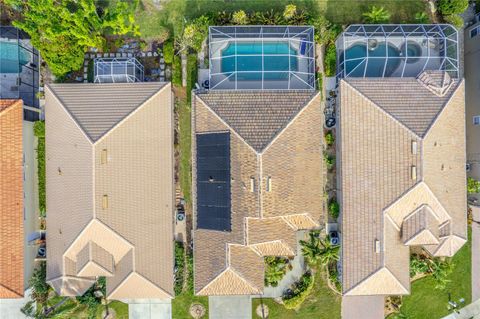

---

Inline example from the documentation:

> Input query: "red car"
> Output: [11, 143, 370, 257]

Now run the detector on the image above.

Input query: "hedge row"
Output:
[33, 121, 46, 216]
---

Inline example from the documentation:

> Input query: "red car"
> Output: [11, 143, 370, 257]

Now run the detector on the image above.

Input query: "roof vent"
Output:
[374, 240, 381, 253]
[417, 71, 453, 97]
[411, 166, 417, 180]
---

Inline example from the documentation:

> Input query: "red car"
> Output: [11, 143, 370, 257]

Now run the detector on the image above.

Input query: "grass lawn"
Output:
[319, 0, 428, 25]
[251, 267, 341, 319]
[175, 87, 192, 204]
[390, 227, 472, 319]
[95, 301, 129, 319]
[172, 292, 209, 319]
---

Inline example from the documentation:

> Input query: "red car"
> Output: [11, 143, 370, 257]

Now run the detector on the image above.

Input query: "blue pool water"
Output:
[221, 42, 298, 80]
[0, 42, 30, 73]
[344, 42, 400, 77]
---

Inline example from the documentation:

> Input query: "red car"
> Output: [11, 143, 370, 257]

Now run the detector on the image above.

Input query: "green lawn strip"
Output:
[395, 227, 472, 319]
[319, 0, 427, 25]
[94, 301, 128, 319]
[33, 121, 46, 215]
[176, 96, 192, 204]
[252, 267, 341, 319]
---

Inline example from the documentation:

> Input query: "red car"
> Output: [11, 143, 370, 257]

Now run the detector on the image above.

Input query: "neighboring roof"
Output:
[197, 91, 316, 152]
[0, 99, 24, 298]
[45, 83, 174, 299]
[47, 83, 167, 141]
[339, 74, 466, 296]
[193, 91, 323, 295]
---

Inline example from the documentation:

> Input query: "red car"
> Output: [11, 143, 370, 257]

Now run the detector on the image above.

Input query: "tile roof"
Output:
[47, 83, 168, 142]
[45, 83, 174, 299]
[345, 73, 460, 137]
[193, 91, 324, 295]
[196, 91, 316, 152]
[0, 100, 24, 298]
[339, 76, 466, 296]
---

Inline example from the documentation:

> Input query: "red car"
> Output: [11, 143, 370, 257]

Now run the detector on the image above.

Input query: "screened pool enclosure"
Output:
[336, 24, 459, 78]
[94, 57, 144, 83]
[209, 26, 315, 90]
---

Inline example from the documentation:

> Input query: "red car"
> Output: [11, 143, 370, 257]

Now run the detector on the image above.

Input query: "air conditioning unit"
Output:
[467, 163, 471, 172]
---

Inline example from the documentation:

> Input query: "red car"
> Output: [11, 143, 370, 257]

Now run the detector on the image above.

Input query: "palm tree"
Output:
[415, 12, 429, 24]
[300, 231, 322, 266]
[318, 236, 340, 267]
[264, 257, 287, 287]
[362, 6, 391, 24]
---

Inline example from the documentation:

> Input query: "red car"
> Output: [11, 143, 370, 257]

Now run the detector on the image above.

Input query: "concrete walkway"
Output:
[209, 296, 251, 319]
[128, 299, 171, 319]
[341, 296, 384, 319]
[263, 231, 307, 298]
[441, 298, 480, 319]
[472, 206, 480, 302]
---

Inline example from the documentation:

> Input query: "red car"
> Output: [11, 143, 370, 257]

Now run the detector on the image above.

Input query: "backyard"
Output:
[389, 227, 472, 319]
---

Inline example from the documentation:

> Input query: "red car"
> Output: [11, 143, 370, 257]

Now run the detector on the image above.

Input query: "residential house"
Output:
[45, 83, 174, 300]
[192, 26, 323, 296]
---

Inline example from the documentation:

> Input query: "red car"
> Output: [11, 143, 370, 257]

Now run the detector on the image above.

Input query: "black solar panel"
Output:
[196, 132, 231, 231]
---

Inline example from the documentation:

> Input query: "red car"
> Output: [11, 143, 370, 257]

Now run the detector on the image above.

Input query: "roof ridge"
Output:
[341, 79, 420, 139]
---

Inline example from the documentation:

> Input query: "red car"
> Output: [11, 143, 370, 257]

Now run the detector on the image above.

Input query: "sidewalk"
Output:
[441, 298, 480, 319]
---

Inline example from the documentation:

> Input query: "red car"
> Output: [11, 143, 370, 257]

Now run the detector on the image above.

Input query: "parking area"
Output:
[128, 299, 172, 319]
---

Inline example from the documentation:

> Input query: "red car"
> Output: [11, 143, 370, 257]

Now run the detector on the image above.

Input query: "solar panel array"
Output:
[196, 132, 231, 231]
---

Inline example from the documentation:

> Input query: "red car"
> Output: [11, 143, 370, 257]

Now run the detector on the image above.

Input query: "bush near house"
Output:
[232, 10, 249, 25]
[264, 257, 289, 287]
[468, 177, 480, 194]
[172, 55, 182, 86]
[324, 131, 335, 146]
[282, 271, 315, 310]
[328, 199, 340, 220]
[444, 14, 465, 28]
[33, 121, 46, 216]
[323, 152, 335, 170]
[437, 0, 469, 15]
[163, 39, 174, 64]
[324, 44, 336, 77]
[186, 54, 198, 104]
[175, 242, 186, 295]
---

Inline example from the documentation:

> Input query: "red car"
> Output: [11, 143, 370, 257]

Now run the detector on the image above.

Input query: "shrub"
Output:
[468, 177, 480, 194]
[232, 10, 248, 25]
[185, 250, 194, 294]
[186, 54, 198, 104]
[29, 261, 49, 309]
[415, 12, 430, 23]
[172, 55, 181, 86]
[410, 254, 430, 277]
[362, 6, 391, 24]
[163, 39, 174, 65]
[438, 0, 469, 15]
[328, 263, 342, 291]
[178, 15, 210, 53]
[328, 199, 340, 219]
[311, 16, 340, 46]
[323, 152, 335, 170]
[325, 131, 335, 146]
[174, 242, 185, 295]
[444, 14, 464, 28]
[324, 44, 336, 77]
[282, 272, 315, 309]
[283, 4, 297, 21]
[265, 257, 288, 287]
[34, 121, 46, 216]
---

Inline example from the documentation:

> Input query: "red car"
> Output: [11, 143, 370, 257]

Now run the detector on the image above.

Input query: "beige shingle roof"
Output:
[0, 100, 24, 299]
[197, 91, 316, 152]
[45, 83, 174, 299]
[193, 91, 323, 295]
[48, 83, 168, 141]
[339, 75, 466, 296]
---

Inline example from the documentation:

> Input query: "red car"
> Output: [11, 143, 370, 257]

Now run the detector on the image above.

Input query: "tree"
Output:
[415, 12, 430, 23]
[362, 6, 391, 24]
[232, 10, 248, 25]
[429, 258, 454, 290]
[300, 231, 322, 266]
[318, 236, 340, 267]
[437, 0, 469, 15]
[468, 177, 480, 194]
[29, 261, 49, 310]
[444, 14, 465, 28]
[176, 15, 210, 53]
[310, 16, 339, 46]
[5, 0, 139, 77]
[264, 257, 287, 287]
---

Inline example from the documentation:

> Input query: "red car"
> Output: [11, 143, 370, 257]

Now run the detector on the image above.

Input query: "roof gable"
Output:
[47, 83, 167, 142]
[345, 76, 460, 137]
[197, 91, 316, 152]
[197, 268, 260, 296]
[345, 267, 409, 296]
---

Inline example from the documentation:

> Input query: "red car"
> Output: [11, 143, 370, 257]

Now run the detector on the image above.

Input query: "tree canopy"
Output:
[5, 0, 139, 76]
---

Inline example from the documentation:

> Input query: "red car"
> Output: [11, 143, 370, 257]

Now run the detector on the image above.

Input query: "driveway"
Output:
[209, 296, 251, 319]
[128, 299, 171, 319]
[341, 296, 384, 319]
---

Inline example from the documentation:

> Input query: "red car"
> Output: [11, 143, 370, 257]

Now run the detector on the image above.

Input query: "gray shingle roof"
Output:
[47, 82, 168, 142]
[345, 76, 460, 137]
[197, 91, 316, 152]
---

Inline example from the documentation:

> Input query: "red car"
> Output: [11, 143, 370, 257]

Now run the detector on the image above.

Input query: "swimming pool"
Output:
[220, 41, 298, 80]
[0, 42, 30, 73]
[344, 42, 401, 77]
